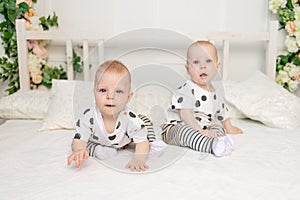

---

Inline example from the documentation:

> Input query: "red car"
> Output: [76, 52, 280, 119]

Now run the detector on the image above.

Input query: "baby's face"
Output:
[186, 44, 220, 89]
[94, 71, 132, 118]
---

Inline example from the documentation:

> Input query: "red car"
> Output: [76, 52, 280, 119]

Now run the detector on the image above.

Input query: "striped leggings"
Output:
[161, 123, 226, 153]
[87, 114, 156, 157]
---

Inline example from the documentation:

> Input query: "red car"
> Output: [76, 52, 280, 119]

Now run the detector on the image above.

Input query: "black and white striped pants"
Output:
[161, 123, 226, 153]
[87, 114, 156, 157]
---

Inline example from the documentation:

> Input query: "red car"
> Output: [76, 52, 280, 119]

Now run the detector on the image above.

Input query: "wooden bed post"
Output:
[66, 40, 74, 80]
[222, 40, 230, 80]
[16, 19, 30, 90]
[266, 20, 278, 80]
[83, 40, 90, 81]
[98, 40, 104, 66]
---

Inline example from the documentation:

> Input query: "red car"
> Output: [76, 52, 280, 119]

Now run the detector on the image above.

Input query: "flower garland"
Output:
[18, 0, 68, 90]
[269, 0, 300, 92]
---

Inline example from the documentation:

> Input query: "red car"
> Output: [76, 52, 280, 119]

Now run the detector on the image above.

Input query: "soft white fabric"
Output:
[40, 79, 94, 130]
[1, 119, 300, 200]
[225, 71, 300, 129]
[0, 90, 51, 119]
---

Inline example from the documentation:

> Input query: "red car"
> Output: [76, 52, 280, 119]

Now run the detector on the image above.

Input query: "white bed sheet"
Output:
[0, 119, 300, 200]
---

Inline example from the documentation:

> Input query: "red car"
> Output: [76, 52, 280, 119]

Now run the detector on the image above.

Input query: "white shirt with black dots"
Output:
[166, 79, 229, 129]
[75, 105, 149, 149]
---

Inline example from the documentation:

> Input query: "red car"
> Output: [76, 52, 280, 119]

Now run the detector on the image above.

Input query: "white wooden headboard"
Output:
[16, 19, 278, 90]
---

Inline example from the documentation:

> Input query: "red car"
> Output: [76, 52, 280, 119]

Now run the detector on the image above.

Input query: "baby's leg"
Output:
[86, 141, 117, 160]
[162, 124, 215, 153]
[139, 114, 166, 159]
[138, 114, 156, 142]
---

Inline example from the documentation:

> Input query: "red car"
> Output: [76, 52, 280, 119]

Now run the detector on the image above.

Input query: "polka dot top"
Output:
[166, 79, 229, 128]
[74, 105, 149, 148]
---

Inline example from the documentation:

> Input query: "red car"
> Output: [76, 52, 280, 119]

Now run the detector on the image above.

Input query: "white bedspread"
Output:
[1, 119, 300, 200]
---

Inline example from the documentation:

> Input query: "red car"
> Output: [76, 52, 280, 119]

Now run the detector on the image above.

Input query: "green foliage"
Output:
[39, 12, 58, 31]
[72, 47, 83, 73]
[0, 0, 29, 94]
[41, 65, 67, 88]
[0, 1, 62, 94]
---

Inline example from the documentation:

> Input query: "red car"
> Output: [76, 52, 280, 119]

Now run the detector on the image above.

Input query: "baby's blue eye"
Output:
[206, 59, 212, 63]
[99, 88, 107, 93]
[193, 60, 200, 64]
[115, 90, 123, 94]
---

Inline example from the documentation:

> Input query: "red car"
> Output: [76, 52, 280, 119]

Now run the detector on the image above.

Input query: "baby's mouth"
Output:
[200, 73, 207, 78]
[105, 104, 116, 108]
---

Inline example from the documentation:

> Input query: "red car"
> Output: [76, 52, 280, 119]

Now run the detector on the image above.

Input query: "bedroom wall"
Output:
[0, 0, 283, 92]
[31, 0, 273, 81]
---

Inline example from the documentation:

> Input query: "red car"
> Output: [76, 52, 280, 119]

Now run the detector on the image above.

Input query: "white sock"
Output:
[212, 136, 226, 157]
[225, 134, 234, 150]
[148, 140, 167, 160]
[94, 145, 117, 160]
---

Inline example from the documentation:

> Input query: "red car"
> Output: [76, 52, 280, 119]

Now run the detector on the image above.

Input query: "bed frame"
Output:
[16, 19, 278, 90]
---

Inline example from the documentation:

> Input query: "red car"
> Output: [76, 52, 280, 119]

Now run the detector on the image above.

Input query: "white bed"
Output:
[1, 19, 300, 199]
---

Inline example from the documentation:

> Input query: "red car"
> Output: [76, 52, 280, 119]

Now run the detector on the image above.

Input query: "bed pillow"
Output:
[40, 79, 94, 130]
[225, 71, 300, 129]
[0, 90, 51, 119]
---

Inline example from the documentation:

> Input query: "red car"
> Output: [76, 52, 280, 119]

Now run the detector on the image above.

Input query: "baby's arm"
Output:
[223, 118, 243, 134]
[180, 109, 217, 137]
[125, 140, 150, 172]
[67, 139, 89, 168]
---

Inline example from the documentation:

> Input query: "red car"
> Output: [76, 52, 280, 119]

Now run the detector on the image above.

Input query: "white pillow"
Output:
[223, 81, 247, 119]
[40, 79, 94, 130]
[0, 90, 51, 119]
[225, 71, 300, 129]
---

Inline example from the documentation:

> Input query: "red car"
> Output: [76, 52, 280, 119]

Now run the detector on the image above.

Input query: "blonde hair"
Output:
[94, 60, 131, 90]
[186, 40, 219, 64]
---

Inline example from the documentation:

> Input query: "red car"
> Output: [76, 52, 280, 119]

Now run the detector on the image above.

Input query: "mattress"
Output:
[0, 119, 300, 200]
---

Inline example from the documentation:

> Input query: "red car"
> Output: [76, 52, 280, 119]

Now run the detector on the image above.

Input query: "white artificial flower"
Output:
[285, 36, 299, 52]
[294, 6, 300, 20]
[294, 19, 300, 31]
[29, 16, 43, 31]
[287, 79, 299, 92]
[28, 52, 42, 69]
[288, 64, 300, 77]
[276, 70, 290, 85]
[269, 0, 287, 13]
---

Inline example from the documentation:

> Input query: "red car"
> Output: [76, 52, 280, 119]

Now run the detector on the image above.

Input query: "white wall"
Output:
[0, 0, 276, 88]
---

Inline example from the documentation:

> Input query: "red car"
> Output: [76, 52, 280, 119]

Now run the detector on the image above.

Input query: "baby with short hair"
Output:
[67, 60, 164, 171]
[162, 41, 242, 157]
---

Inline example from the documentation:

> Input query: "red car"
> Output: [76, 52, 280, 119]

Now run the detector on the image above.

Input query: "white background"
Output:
[0, 0, 289, 95]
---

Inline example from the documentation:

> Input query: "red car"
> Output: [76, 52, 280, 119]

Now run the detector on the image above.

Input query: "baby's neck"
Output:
[198, 83, 215, 92]
[101, 113, 119, 134]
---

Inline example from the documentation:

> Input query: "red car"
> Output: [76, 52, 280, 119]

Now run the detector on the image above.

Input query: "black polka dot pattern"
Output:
[93, 135, 99, 140]
[203, 126, 208, 130]
[108, 135, 116, 140]
[195, 100, 201, 107]
[129, 111, 136, 118]
[83, 108, 90, 115]
[177, 97, 183, 103]
[195, 117, 201, 122]
[76, 119, 80, 127]
[218, 116, 224, 121]
[90, 118, 94, 125]
[191, 89, 195, 95]
[116, 121, 121, 129]
[201, 95, 207, 101]
[171, 105, 175, 109]
[214, 94, 217, 100]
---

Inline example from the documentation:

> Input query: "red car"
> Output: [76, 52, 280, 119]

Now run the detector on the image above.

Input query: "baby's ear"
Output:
[216, 61, 221, 70]
[128, 92, 133, 102]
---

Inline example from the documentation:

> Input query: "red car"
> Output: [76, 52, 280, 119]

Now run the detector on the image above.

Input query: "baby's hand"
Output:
[125, 154, 149, 172]
[67, 149, 89, 168]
